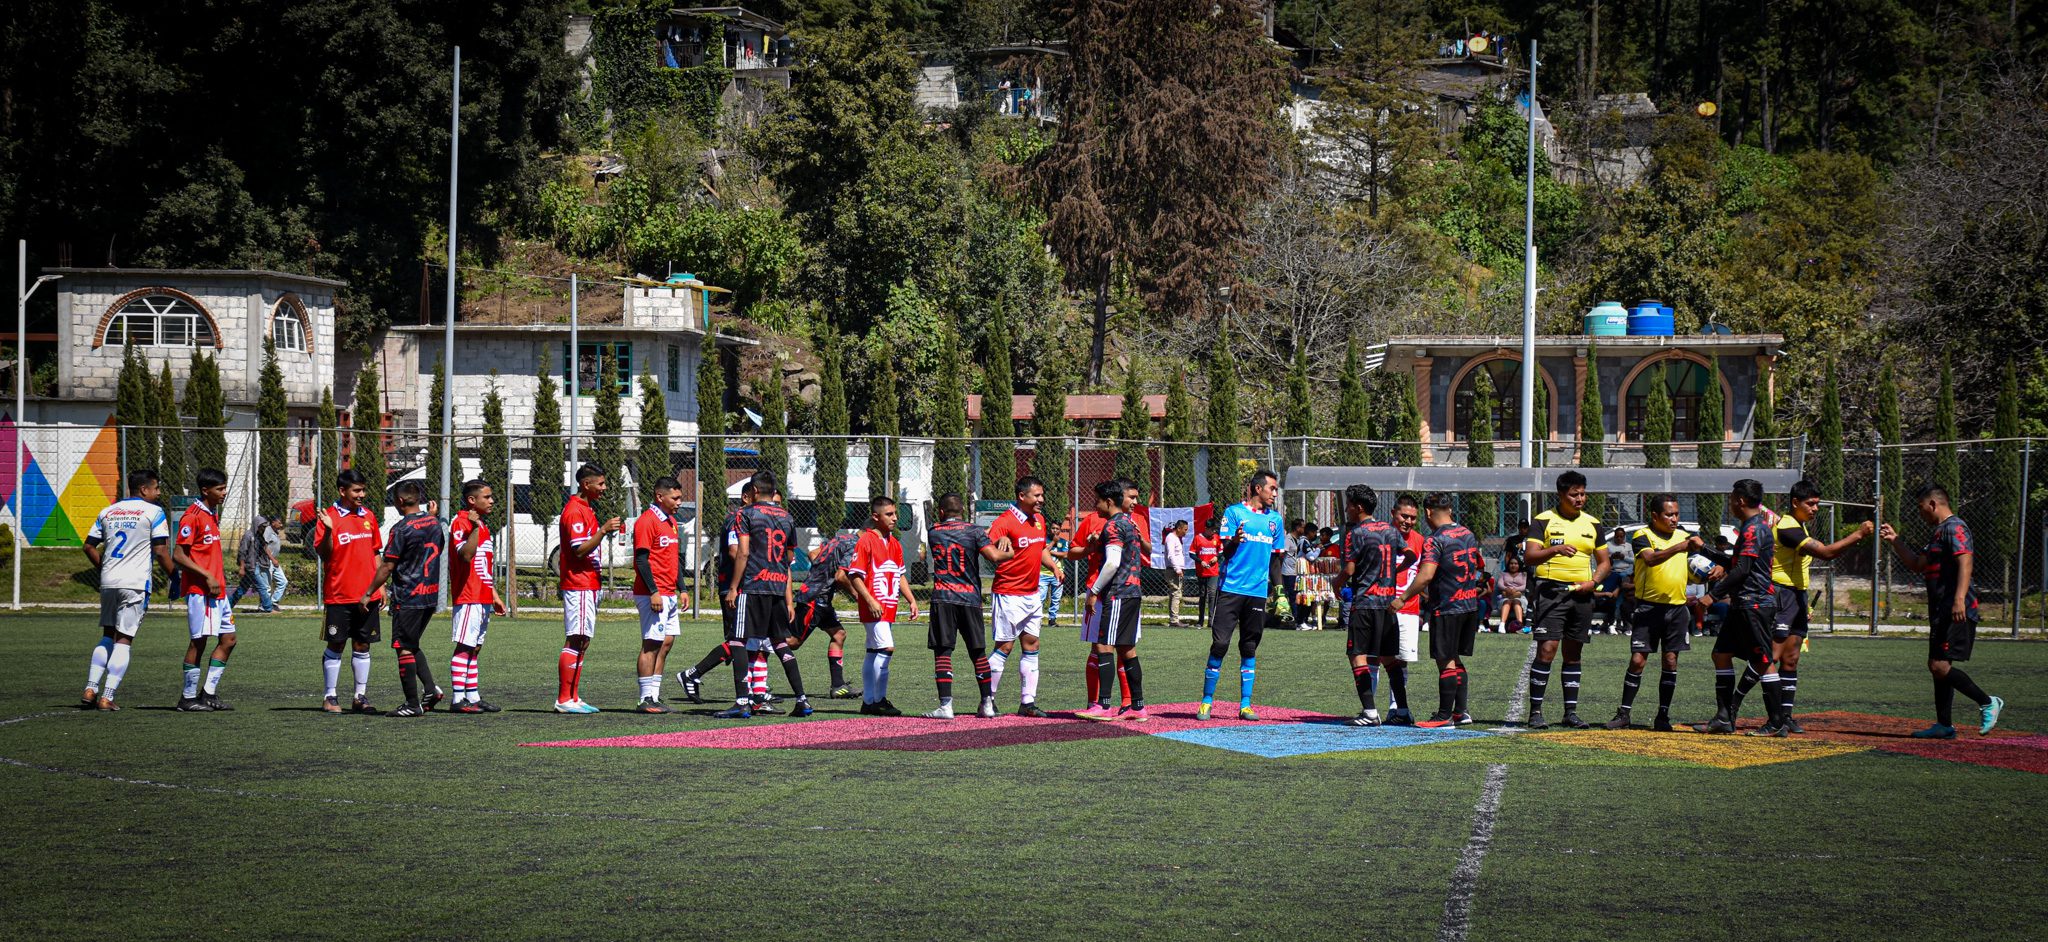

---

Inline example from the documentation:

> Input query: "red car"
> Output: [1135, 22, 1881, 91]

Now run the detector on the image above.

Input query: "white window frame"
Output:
[107, 295, 215, 348]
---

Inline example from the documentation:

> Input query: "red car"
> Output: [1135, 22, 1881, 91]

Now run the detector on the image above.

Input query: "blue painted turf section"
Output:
[1152, 721, 1495, 758]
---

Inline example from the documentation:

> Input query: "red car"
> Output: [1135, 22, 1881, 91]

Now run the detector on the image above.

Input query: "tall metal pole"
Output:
[1519, 41, 1539, 482]
[1871, 441, 1882, 636]
[437, 47, 461, 610]
[13, 240, 24, 610]
[2015, 439, 2030, 638]
[568, 272, 579, 470]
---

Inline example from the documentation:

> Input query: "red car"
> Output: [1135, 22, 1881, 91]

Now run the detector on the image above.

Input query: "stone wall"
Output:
[56, 272, 335, 409]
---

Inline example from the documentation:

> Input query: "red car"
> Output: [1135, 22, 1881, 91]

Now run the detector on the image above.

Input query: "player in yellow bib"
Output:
[1603, 494, 1705, 731]
[1728, 479, 1871, 733]
[1520, 470, 1612, 729]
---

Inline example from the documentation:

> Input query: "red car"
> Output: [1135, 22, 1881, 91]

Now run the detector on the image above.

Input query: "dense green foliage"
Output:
[1334, 340, 1372, 468]
[1934, 356, 1961, 499]
[1466, 367, 1498, 538]
[1696, 355, 1725, 529]
[115, 347, 156, 479]
[1204, 324, 1243, 504]
[1117, 361, 1151, 490]
[635, 373, 669, 508]
[156, 366, 187, 496]
[1162, 366, 1196, 508]
[933, 329, 969, 501]
[814, 329, 849, 531]
[591, 350, 627, 524]
[351, 361, 388, 516]
[1030, 360, 1072, 520]
[530, 362, 565, 536]
[1643, 365, 1673, 470]
[315, 387, 337, 507]
[257, 339, 290, 520]
[1877, 364, 1904, 531]
[425, 363, 448, 506]
[481, 377, 511, 533]
[183, 352, 227, 476]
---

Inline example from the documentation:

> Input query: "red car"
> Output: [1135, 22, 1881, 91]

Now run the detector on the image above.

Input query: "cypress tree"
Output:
[351, 361, 388, 516]
[979, 303, 1017, 496]
[591, 348, 627, 524]
[1281, 350, 1312, 515]
[257, 338, 289, 519]
[815, 330, 849, 532]
[530, 360, 565, 549]
[1933, 354, 1960, 501]
[869, 342, 900, 502]
[425, 362, 447, 507]
[1335, 339, 1371, 467]
[1162, 365, 1196, 507]
[315, 386, 337, 507]
[1750, 374, 1778, 468]
[156, 364, 187, 497]
[1031, 359, 1072, 522]
[1390, 373, 1423, 467]
[1644, 364, 1673, 469]
[1577, 345, 1607, 522]
[934, 329, 968, 501]
[1987, 361, 2022, 568]
[1697, 356, 1725, 530]
[1467, 367, 1498, 539]
[1531, 368, 1550, 469]
[636, 372, 669, 508]
[760, 366, 790, 482]
[1814, 361, 1844, 534]
[184, 351, 227, 476]
[116, 346, 156, 476]
[1116, 359, 1150, 491]
[481, 376, 510, 532]
[1204, 322, 1242, 505]
[1876, 362, 1904, 538]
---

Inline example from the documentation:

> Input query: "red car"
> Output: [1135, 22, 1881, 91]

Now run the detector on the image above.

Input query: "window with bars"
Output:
[272, 298, 308, 352]
[562, 342, 632, 395]
[105, 295, 216, 348]
[668, 344, 680, 392]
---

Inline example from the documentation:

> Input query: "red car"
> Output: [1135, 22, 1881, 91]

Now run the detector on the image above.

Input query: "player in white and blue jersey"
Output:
[79, 469, 175, 711]
[1198, 469, 1286, 721]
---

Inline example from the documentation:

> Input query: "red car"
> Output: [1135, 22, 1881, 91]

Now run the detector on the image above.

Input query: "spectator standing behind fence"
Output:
[229, 516, 285, 613]
[1191, 516, 1221, 625]
[1042, 522, 1070, 629]
[1165, 520, 1190, 627]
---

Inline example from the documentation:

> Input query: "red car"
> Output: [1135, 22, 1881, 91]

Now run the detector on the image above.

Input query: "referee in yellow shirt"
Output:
[1604, 494, 1703, 732]
[1728, 479, 1872, 733]
[1521, 470, 1612, 729]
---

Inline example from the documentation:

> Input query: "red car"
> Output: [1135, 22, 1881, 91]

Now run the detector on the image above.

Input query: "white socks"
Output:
[103, 644, 132, 696]
[988, 649, 1008, 695]
[183, 664, 202, 699]
[638, 675, 659, 701]
[1020, 649, 1041, 704]
[322, 648, 342, 698]
[204, 661, 226, 695]
[351, 651, 372, 697]
[863, 651, 893, 703]
[87, 637, 114, 690]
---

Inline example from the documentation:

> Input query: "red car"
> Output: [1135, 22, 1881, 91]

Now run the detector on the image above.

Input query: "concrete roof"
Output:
[1383, 333, 1784, 356]
[47, 267, 348, 288]
[389, 323, 759, 346]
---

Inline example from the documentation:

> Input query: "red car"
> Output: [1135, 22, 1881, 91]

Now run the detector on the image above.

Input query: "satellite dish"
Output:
[1696, 101, 1719, 117]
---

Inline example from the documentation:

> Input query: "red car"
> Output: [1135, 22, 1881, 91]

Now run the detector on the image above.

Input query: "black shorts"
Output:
[388, 606, 436, 650]
[738, 593, 791, 642]
[1348, 606, 1400, 659]
[1772, 587, 1810, 639]
[1529, 578, 1594, 643]
[1099, 595, 1143, 646]
[721, 597, 743, 642]
[1712, 601, 1778, 664]
[323, 602, 381, 644]
[1630, 601, 1692, 654]
[927, 602, 988, 651]
[1929, 611, 1978, 662]
[1428, 610, 1482, 660]
[794, 596, 842, 646]
[1211, 591, 1268, 649]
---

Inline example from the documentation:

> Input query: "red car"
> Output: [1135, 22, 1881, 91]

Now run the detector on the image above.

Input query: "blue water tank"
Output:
[1628, 299, 1674, 336]
[1586, 300, 1629, 337]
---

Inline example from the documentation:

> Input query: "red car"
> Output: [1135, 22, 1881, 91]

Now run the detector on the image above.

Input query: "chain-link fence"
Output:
[4, 423, 2042, 635]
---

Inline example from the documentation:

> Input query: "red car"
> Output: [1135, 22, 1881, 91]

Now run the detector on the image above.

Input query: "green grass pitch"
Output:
[2, 611, 2044, 941]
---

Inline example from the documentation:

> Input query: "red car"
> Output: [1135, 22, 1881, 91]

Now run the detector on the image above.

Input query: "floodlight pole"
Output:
[1519, 41, 1539, 518]
[437, 47, 461, 611]
[569, 273, 579, 470]
[13, 243, 59, 611]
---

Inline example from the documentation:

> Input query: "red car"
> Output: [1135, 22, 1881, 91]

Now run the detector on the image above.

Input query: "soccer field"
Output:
[3, 612, 2044, 942]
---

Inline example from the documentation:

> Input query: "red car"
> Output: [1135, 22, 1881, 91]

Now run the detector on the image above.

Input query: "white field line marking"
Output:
[1501, 640, 1536, 726]
[1437, 762, 1509, 942]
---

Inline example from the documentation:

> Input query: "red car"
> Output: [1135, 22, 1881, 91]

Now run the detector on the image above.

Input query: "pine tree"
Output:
[156, 364, 187, 496]
[256, 338, 289, 519]
[978, 302, 1017, 497]
[1933, 354, 1960, 501]
[1987, 361, 2022, 567]
[1281, 350, 1312, 514]
[116, 346, 156, 477]
[815, 329, 849, 532]
[351, 361, 388, 516]
[636, 372, 669, 508]
[1815, 362, 1844, 533]
[1644, 365, 1673, 469]
[1577, 344, 1606, 522]
[869, 342, 900, 503]
[424, 362, 447, 506]
[1162, 365, 1196, 507]
[1115, 359, 1150, 491]
[1749, 376, 1778, 468]
[530, 360, 565, 550]
[693, 332, 725, 526]
[760, 366, 789, 482]
[1204, 322, 1242, 505]
[184, 351, 227, 475]
[1467, 367, 1498, 539]
[591, 348, 627, 524]
[481, 376, 510, 532]
[1390, 373, 1422, 467]
[315, 386, 337, 507]
[1697, 356, 1725, 530]
[1335, 338, 1371, 467]
[933, 329, 968, 501]
[1876, 362, 1904, 538]
[1031, 359, 1073, 522]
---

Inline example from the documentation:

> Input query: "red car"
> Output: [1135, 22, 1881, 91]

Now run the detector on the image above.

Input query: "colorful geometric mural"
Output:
[0, 415, 121, 547]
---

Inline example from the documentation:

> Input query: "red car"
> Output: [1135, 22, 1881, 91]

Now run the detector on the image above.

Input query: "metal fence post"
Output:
[1871, 442, 1882, 637]
[1825, 501, 1837, 634]
[2016, 438, 2031, 639]
[691, 434, 702, 620]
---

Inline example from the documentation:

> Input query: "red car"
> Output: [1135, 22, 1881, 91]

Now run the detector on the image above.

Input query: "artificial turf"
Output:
[1, 611, 2043, 941]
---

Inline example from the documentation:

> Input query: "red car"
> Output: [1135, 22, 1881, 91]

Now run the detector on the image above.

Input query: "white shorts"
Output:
[101, 588, 148, 637]
[992, 593, 1043, 643]
[863, 619, 895, 651]
[1395, 612, 1422, 663]
[562, 589, 599, 638]
[451, 603, 492, 647]
[1080, 597, 1104, 644]
[636, 594, 680, 641]
[186, 595, 236, 639]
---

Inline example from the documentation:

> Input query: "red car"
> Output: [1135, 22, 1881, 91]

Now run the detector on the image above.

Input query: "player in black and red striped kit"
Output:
[717, 471, 802, 719]
[792, 527, 859, 698]
[361, 481, 446, 717]
[921, 493, 1015, 719]
[1882, 484, 2005, 738]
[1395, 493, 1484, 727]
[678, 477, 756, 703]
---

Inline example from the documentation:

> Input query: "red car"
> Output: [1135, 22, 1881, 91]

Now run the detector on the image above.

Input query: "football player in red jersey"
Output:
[556, 463, 621, 712]
[631, 477, 687, 713]
[447, 480, 510, 714]
[314, 470, 385, 714]
[173, 468, 237, 712]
